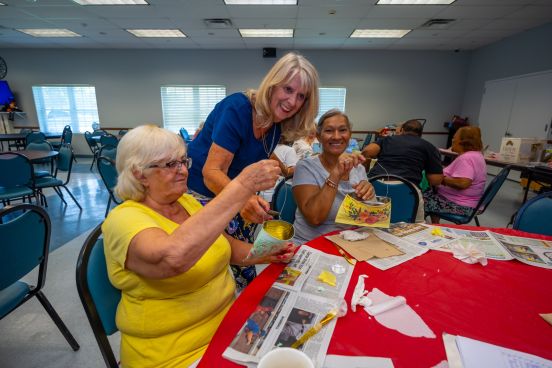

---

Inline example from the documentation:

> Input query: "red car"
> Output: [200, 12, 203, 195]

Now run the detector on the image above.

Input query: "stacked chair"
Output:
[97, 156, 121, 217]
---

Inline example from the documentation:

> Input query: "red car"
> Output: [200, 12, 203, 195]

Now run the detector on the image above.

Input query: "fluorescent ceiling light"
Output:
[376, 0, 455, 4]
[126, 29, 186, 38]
[350, 29, 411, 38]
[239, 29, 293, 37]
[224, 0, 296, 4]
[17, 29, 82, 37]
[72, 0, 148, 4]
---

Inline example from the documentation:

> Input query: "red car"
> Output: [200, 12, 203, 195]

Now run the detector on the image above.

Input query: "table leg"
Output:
[522, 170, 533, 204]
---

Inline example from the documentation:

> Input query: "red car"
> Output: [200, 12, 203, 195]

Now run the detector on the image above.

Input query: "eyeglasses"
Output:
[147, 157, 192, 171]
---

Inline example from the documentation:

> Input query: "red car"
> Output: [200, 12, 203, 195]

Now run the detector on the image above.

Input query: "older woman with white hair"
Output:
[102, 125, 294, 368]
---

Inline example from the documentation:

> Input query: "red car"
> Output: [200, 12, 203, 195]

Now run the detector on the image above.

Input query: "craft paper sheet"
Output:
[335, 195, 391, 228]
[364, 288, 435, 339]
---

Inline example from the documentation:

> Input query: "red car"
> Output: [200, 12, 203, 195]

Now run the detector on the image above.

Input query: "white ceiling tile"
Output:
[504, 5, 552, 19]
[365, 5, 446, 18]
[232, 18, 297, 28]
[298, 5, 371, 18]
[227, 5, 297, 18]
[436, 5, 523, 19]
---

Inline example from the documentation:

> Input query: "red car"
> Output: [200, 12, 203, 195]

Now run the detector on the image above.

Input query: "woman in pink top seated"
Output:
[423, 126, 486, 224]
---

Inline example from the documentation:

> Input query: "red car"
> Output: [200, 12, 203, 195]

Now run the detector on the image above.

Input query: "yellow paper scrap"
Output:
[317, 270, 337, 287]
[431, 227, 444, 237]
[335, 194, 391, 228]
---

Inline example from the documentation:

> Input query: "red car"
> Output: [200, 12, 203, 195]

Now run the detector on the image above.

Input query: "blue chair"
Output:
[0, 152, 36, 205]
[76, 223, 121, 368]
[271, 179, 297, 223]
[26, 140, 55, 177]
[0, 204, 80, 351]
[512, 191, 552, 236]
[99, 144, 117, 161]
[34, 144, 82, 210]
[84, 131, 102, 170]
[179, 127, 192, 144]
[97, 156, 121, 217]
[52, 125, 73, 150]
[369, 174, 419, 223]
[360, 133, 373, 150]
[100, 134, 119, 148]
[426, 166, 511, 226]
[25, 131, 46, 146]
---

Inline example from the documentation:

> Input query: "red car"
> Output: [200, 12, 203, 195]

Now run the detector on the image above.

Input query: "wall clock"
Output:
[0, 57, 7, 79]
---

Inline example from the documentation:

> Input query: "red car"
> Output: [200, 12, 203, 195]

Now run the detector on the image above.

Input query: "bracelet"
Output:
[325, 177, 338, 189]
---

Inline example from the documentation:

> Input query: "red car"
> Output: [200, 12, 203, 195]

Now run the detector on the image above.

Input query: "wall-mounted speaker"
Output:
[262, 47, 276, 58]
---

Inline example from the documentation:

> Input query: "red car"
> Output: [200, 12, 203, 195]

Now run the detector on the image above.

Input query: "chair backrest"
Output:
[100, 134, 118, 148]
[56, 144, 74, 173]
[76, 223, 121, 368]
[26, 140, 53, 151]
[99, 145, 117, 160]
[179, 127, 190, 141]
[474, 165, 511, 215]
[118, 129, 128, 137]
[61, 125, 73, 145]
[0, 152, 34, 187]
[97, 156, 119, 193]
[84, 131, 98, 153]
[513, 191, 552, 235]
[361, 133, 373, 150]
[369, 174, 419, 223]
[25, 131, 46, 146]
[0, 204, 50, 294]
[271, 179, 297, 223]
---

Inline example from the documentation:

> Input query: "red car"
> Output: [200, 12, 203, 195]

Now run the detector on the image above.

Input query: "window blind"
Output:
[32, 85, 100, 133]
[317, 87, 347, 121]
[161, 85, 226, 134]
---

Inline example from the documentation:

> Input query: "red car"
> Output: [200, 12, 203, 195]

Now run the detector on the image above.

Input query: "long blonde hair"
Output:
[246, 52, 319, 142]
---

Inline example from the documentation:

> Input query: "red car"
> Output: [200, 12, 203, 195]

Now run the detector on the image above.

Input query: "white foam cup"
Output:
[257, 348, 314, 368]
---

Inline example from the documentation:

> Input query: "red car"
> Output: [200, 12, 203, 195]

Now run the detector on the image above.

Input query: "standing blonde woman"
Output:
[187, 52, 319, 288]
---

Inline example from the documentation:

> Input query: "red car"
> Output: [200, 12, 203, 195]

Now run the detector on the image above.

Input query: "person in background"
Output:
[193, 121, 205, 140]
[260, 137, 300, 203]
[423, 126, 486, 224]
[293, 124, 318, 159]
[292, 109, 375, 243]
[102, 125, 294, 368]
[187, 52, 319, 289]
[362, 119, 443, 222]
[362, 119, 443, 188]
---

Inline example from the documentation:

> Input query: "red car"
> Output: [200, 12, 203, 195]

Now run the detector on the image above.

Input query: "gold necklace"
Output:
[261, 125, 276, 158]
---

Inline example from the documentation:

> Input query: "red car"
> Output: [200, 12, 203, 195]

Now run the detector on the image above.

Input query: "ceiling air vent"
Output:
[203, 18, 233, 29]
[421, 18, 456, 29]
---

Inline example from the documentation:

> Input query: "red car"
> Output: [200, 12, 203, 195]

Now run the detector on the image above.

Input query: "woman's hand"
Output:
[333, 153, 366, 180]
[240, 195, 272, 223]
[251, 243, 297, 265]
[353, 180, 375, 200]
[237, 159, 281, 193]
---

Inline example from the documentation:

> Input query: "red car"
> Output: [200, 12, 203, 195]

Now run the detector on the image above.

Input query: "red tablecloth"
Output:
[199, 226, 552, 368]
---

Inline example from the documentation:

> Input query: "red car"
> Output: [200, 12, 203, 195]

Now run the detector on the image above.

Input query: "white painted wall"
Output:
[461, 22, 552, 125]
[2, 48, 468, 154]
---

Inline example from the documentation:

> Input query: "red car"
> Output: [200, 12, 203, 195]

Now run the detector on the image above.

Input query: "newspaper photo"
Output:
[379, 222, 457, 249]
[491, 232, 552, 269]
[437, 228, 513, 260]
[223, 246, 354, 368]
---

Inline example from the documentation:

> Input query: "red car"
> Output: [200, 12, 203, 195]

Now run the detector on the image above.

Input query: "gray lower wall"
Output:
[2, 48, 469, 154]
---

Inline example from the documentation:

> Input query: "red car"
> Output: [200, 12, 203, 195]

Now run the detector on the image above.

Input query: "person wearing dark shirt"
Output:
[362, 119, 443, 188]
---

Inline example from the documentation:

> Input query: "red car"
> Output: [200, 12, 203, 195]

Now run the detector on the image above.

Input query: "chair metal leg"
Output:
[62, 185, 82, 210]
[475, 216, 480, 226]
[53, 187, 68, 205]
[35, 291, 80, 351]
[104, 196, 112, 217]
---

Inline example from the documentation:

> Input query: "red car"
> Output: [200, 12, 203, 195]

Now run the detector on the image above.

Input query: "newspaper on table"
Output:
[363, 227, 431, 270]
[436, 228, 552, 269]
[378, 222, 457, 249]
[223, 245, 354, 368]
